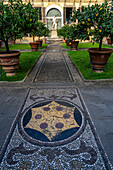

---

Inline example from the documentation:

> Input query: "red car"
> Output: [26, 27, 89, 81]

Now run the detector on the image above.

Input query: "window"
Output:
[66, 8, 72, 23]
[47, 8, 61, 17]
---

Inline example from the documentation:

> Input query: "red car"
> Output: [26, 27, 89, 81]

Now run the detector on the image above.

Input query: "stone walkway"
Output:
[35, 45, 73, 82]
[0, 44, 113, 169]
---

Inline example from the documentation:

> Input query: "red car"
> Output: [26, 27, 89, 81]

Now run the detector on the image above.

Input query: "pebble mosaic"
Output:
[0, 88, 112, 169]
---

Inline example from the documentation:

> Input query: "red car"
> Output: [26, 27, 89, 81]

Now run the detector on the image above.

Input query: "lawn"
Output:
[0, 43, 48, 51]
[0, 51, 41, 81]
[62, 42, 113, 49]
[68, 50, 113, 80]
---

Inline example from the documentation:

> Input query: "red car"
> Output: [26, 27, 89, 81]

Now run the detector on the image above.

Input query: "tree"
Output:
[22, 3, 40, 42]
[0, 0, 26, 52]
[57, 25, 70, 40]
[71, 2, 113, 50]
[0, 0, 40, 51]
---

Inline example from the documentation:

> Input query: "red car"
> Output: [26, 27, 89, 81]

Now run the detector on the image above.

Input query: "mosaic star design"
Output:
[25, 101, 79, 141]
[0, 89, 112, 169]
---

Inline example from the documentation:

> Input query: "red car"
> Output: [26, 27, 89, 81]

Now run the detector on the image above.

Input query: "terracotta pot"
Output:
[63, 39, 67, 43]
[43, 38, 46, 44]
[0, 51, 20, 76]
[71, 41, 79, 51]
[107, 38, 113, 45]
[10, 39, 15, 45]
[88, 48, 113, 73]
[36, 40, 43, 47]
[29, 42, 39, 51]
[63, 39, 66, 43]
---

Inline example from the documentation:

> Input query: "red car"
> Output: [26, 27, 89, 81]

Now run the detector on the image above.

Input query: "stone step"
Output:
[47, 38, 63, 44]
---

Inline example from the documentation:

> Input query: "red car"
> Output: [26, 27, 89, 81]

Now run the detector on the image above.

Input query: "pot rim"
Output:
[29, 42, 39, 44]
[88, 48, 113, 54]
[71, 40, 79, 43]
[0, 50, 21, 57]
[36, 40, 43, 41]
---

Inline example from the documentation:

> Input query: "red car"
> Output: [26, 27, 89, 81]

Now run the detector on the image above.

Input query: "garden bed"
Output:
[68, 50, 113, 80]
[62, 42, 113, 49]
[0, 43, 48, 51]
[0, 51, 41, 81]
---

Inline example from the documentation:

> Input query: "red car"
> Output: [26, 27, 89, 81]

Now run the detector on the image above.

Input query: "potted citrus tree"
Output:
[0, 0, 26, 76]
[36, 21, 46, 47]
[57, 24, 70, 43]
[66, 24, 80, 51]
[22, 2, 40, 51]
[42, 25, 50, 44]
[72, 2, 113, 73]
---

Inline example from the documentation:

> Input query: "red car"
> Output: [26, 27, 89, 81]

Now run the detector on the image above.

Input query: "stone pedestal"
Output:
[51, 29, 58, 38]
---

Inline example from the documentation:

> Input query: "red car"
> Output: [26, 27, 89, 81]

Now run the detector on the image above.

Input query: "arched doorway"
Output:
[46, 5, 63, 30]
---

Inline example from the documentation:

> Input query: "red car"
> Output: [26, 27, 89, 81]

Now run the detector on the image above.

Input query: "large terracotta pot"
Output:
[88, 48, 113, 73]
[29, 42, 39, 51]
[0, 51, 20, 76]
[36, 40, 43, 47]
[107, 38, 113, 45]
[71, 41, 79, 51]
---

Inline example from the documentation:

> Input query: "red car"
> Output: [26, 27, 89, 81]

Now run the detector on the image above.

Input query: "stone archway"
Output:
[46, 5, 63, 30]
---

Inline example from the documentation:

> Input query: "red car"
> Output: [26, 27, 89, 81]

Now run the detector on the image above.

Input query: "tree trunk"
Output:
[99, 37, 103, 51]
[5, 40, 9, 53]
[33, 36, 35, 42]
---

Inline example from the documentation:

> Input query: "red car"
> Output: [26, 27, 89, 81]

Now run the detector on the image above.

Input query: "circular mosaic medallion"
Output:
[19, 100, 85, 146]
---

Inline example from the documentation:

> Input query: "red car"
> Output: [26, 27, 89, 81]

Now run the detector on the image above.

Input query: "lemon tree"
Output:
[0, 0, 27, 52]
[57, 25, 70, 40]
[0, 0, 40, 51]
[36, 21, 49, 40]
[72, 2, 113, 50]
[66, 24, 79, 42]
[22, 3, 40, 42]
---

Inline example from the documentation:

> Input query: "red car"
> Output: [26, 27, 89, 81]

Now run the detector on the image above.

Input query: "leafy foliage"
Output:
[57, 25, 70, 39]
[0, 0, 40, 51]
[71, 2, 113, 50]
[42, 25, 50, 37]
[0, 0, 23, 51]
[22, 3, 40, 42]
[36, 22, 50, 39]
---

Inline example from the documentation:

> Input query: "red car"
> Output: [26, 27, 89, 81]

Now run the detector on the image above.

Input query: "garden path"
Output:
[0, 44, 113, 169]
[35, 44, 73, 82]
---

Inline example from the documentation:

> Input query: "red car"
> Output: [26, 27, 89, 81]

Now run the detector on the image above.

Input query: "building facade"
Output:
[28, 0, 105, 30]
[4, 0, 106, 41]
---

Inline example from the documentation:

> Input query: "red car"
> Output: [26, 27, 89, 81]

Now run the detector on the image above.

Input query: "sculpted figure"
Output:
[52, 16, 57, 30]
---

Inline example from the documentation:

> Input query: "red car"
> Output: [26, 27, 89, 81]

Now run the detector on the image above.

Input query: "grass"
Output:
[68, 50, 113, 80]
[0, 51, 41, 81]
[62, 42, 113, 49]
[62, 43, 71, 49]
[39, 43, 48, 49]
[0, 43, 48, 51]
